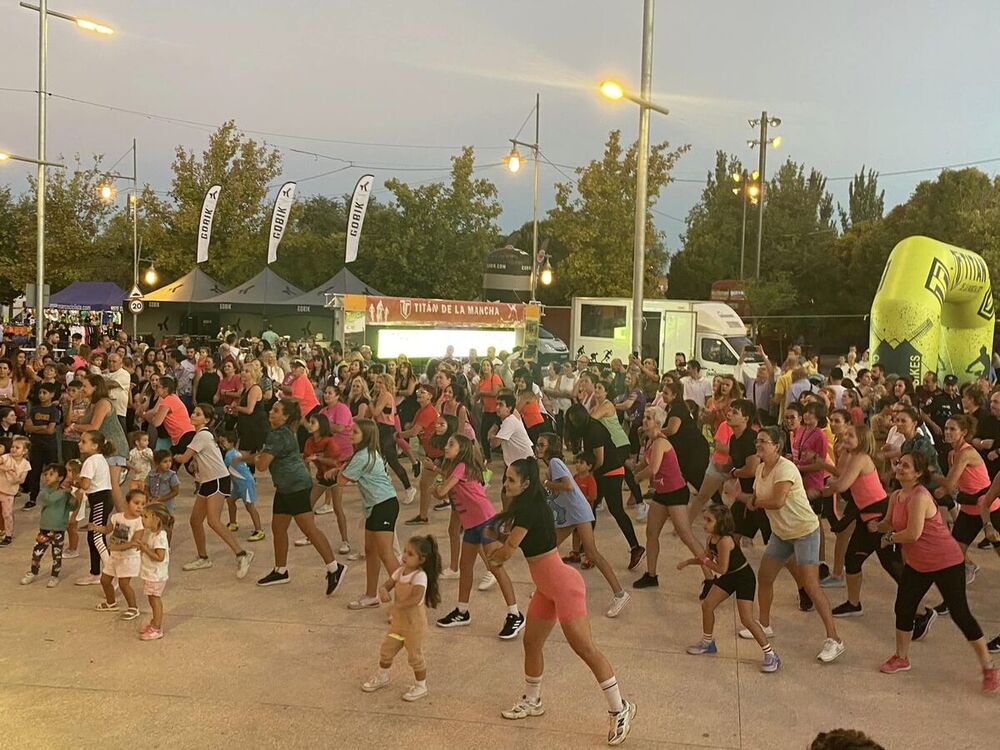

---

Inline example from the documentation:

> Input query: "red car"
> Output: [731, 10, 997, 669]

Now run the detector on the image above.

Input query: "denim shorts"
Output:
[462, 517, 495, 546]
[764, 526, 821, 566]
[704, 463, 729, 484]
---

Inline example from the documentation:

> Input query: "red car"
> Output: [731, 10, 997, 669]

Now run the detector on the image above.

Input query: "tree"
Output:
[270, 195, 347, 290]
[0, 186, 26, 303]
[545, 130, 690, 300]
[838, 166, 884, 231]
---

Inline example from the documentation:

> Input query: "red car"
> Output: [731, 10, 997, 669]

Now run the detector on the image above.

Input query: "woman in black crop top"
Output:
[677, 504, 780, 672]
[487, 458, 636, 744]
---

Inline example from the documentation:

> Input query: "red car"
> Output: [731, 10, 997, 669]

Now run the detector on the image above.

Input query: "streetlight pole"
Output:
[504, 93, 541, 303]
[739, 175, 748, 280]
[98, 139, 141, 338]
[749, 111, 781, 280]
[631, 0, 655, 358]
[730, 169, 759, 281]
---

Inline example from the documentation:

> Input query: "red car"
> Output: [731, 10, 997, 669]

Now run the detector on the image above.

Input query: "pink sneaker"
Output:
[982, 666, 999, 693]
[140, 627, 164, 641]
[879, 655, 911, 674]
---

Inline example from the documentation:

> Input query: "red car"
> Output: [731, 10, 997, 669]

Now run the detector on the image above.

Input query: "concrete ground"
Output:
[2, 469, 999, 750]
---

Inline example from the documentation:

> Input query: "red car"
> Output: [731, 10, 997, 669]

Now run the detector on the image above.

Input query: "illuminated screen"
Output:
[375, 328, 517, 359]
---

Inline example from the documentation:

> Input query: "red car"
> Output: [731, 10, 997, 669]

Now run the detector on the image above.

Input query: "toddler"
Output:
[565, 451, 597, 567]
[0, 436, 32, 545]
[91, 489, 144, 620]
[62, 459, 84, 558]
[128, 431, 154, 492]
[219, 432, 264, 542]
[134, 502, 172, 640]
[21, 463, 77, 587]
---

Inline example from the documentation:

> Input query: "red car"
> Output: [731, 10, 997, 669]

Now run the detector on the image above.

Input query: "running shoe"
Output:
[403, 487, 417, 505]
[75, 574, 102, 586]
[325, 563, 347, 596]
[912, 608, 938, 642]
[977, 538, 993, 550]
[983, 666, 999, 693]
[338, 542, 351, 554]
[739, 624, 774, 639]
[140, 627, 164, 641]
[607, 698, 636, 746]
[606, 592, 631, 618]
[818, 562, 830, 580]
[182, 557, 213, 572]
[0, 536, 12, 546]
[361, 672, 390, 693]
[817, 638, 845, 663]
[20, 572, 37, 585]
[478, 572, 497, 591]
[22, 500, 36, 510]
[632, 573, 658, 589]
[501, 696, 545, 720]
[433, 500, 451, 511]
[404, 515, 429, 526]
[933, 602, 950, 617]
[236, 550, 254, 580]
[760, 652, 781, 673]
[247, 530, 265, 542]
[402, 683, 429, 701]
[313, 505, 334, 515]
[437, 608, 471, 627]
[440, 567, 460, 580]
[293, 537, 312, 547]
[348, 595, 380, 610]
[699, 579, 714, 601]
[966, 562, 980, 585]
[635, 502, 648, 523]
[346, 550, 365, 561]
[412, 461, 421, 478]
[798, 587, 814, 612]
[498, 612, 526, 640]
[226, 522, 238, 532]
[988, 635, 1000, 654]
[61, 549, 80, 559]
[832, 601, 864, 618]
[257, 569, 290, 587]
[686, 640, 717, 655]
[880, 655, 911, 673]
[820, 575, 845, 588]
[627, 546, 646, 571]
[46, 577, 59, 588]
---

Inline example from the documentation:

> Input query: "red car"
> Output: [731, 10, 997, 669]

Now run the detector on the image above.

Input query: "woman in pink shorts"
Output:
[488, 458, 636, 746]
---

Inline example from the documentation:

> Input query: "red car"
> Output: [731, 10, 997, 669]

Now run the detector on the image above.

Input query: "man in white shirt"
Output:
[489, 393, 534, 467]
[105, 352, 131, 432]
[680, 360, 713, 408]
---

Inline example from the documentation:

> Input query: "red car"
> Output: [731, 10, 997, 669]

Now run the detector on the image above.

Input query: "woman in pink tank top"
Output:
[871, 451, 997, 690]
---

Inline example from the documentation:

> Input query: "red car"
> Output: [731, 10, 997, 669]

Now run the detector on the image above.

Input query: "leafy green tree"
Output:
[838, 166, 884, 231]
[0, 186, 26, 303]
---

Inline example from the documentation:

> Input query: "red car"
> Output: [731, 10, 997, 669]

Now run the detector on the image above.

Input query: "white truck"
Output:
[570, 297, 761, 378]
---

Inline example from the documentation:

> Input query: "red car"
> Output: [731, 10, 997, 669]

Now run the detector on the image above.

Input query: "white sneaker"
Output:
[348, 595, 380, 610]
[20, 572, 37, 585]
[739, 624, 774, 639]
[347, 551, 365, 561]
[403, 487, 417, 505]
[606, 591, 631, 618]
[635, 502, 649, 523]
[75, 574, 102, 586]
[182, 557, 213, 572]
[817, 637, 845, 663]
[338, 542, 351, 554]
[478, 572, 497, 591]
[361, 672, 390, 692]
[402, 683, 428, 701]
[293, 537, 312, 547]
[236, 551, 254, 580]
[47, 577, 60, 588]
[440, 568, 460, 580]
[314, 505, 334, 515]
[502, 696, 545, 720]
[61, 549, 80, 559]
[608, 698, 637, 746]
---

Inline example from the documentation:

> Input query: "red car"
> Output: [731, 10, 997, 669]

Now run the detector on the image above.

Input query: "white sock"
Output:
[415, 678, 426, 688]
[507, 604, 520, 616]
[525, 674, 542, 702]
[377, 666, 390, 680]
[599, 676, 624, 714]
[275, 567, 287, 574]
[326, 561, 339, 573]
[457, 602, 469, 613]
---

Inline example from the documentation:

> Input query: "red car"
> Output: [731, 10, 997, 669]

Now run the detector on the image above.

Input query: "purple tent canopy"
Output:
[48, 281, 127, 311]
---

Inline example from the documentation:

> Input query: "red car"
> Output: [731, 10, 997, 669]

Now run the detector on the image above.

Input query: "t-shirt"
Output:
[80, 453, 111, 495]
[139, 528, 170, 582]
[581, 419, 624, 474]
[0, 454, 30, 496]
[38, 486, 73, 531]
[160, 394, 195, 445]
[224, 447, 256, 501]
[547, 457, 595, 522]
[216, 374, 242, 406]
[574, 473, 597, 503]
[187, 428, 229, 483]
[146, 469, 179, 501]
[27, 403, 61, 448]
[681, 375, 713, 408]
[410, 403, 439, 456]
[304, 434, 341, 468]
[754, 457, 818, 540]
[320, 402, 353, 458]
[107, 511, 143, 560]
[195, 371, 221, 405]
[289, 374, 320, 415]
[341, 448, 397, 517]
[391, 565, 427, 592]
[262, 426, 313, 493]
[791, 427, 829, 493]
[728, 426, 758, 493]
[448, 462, 495, 530]
[496, 414, 534, 466]
[105, 367, 131, 417]
[511, 497, 557, 557]
[477, 374, 504, 413]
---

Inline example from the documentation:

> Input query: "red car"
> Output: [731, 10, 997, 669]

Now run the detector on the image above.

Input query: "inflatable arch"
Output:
[870, 236, 995, 382]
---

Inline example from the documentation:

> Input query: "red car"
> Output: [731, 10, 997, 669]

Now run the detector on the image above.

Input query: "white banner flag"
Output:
[267, 181, 297, 264]
[196, 185, 222, 263]
[345, 174, 374, 264]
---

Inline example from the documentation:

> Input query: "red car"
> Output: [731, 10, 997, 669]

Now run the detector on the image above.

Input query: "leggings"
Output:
[595, 473, 639, 549]
[377, 422, 411, 490]
[624, 466, 643, 502]
[87, 490, 113, 576]
[479, 412, 501, 461]
[31, 529, 65, 577]
[894, 562, 983, 640]
[831, 494, 902, 580]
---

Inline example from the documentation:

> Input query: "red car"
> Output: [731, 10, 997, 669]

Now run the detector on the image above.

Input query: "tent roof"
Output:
[144, 267, 228, 303]
[201, 267, 303, 305]
[286, 267, 384, 306]
[49, 281, 126, 311]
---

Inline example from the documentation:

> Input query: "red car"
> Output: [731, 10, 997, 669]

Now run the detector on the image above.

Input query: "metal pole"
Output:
[132, 138, 139, 341]
[755, 111, 767, 280]
[739, 171, 747, 280]
[631, 0, 654, 357]
[530, 92, 540, 303]
[34, 0, 47, 346]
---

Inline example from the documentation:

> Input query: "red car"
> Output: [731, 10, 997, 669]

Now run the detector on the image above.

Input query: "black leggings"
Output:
[479, 411, 501, 461]
[377, 422, 411, 490]
[596, 473, 639, 549]
[831, 494, 902, 580]
[894, 562, 983, 640]
[87, 490, 113, 576]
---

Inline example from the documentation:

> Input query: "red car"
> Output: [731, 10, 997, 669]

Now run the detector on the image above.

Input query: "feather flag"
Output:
[267, 181, 297, 264]
[196, 185, 222, 263]
[345, 174, 374, 264]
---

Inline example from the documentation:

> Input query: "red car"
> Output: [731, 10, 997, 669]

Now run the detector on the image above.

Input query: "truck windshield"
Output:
[728, 336, 762, 362]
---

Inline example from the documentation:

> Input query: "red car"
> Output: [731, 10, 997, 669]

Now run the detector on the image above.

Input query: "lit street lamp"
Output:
[539, 256, 553, 287]
[19, 0, 115, 345]
[730, 169, 759, 280]
[748, 112, 783, 279]
[504, 93, 542, 303]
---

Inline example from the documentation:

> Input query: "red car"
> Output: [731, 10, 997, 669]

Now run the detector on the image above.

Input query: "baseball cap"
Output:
[291, 358, 307, 368]
[944, 374, 958, 385]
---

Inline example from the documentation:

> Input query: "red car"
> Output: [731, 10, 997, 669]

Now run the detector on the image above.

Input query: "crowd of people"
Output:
[2, 323, 999, 745]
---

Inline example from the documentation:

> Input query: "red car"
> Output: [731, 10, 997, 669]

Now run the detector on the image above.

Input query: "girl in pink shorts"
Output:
[135, 502, 172, 641]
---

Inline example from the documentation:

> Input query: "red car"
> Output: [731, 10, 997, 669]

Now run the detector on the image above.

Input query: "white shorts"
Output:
[103, 554, 140, 579]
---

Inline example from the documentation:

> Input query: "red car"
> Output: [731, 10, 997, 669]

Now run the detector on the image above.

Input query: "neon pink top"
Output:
[320, 402, 353, 459]
[711, 422, 732, 466]
[448, 462, 496, 530]
[850, 467, 887, 521]
[160, 394, 195, 444]
[645, 438, 686, 494]
[792, 427, 828, 493]
[889, 487, 965, 573]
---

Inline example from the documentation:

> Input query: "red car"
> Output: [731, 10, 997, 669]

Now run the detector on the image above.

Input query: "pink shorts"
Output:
[143, 579, 167, 597]
[526, 551, 588, 623]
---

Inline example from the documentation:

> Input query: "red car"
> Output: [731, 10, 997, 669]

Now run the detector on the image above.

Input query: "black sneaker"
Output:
[699, 579, 714, 601]
[433, 500, 451, 511]
[412, 461, 421, 478]
[325, 563, 346, 596]
[436, 608, 471, 628]
[632, 573, 659, 589]
[978, 538, 993, 550]
[798, 588, 813, 612]
[933, 602, 950, 617]
[987, 634, 1000, 654]
[499, 612, 526, 640]
[256, 569, 290, 587]
[912, 608, 938, 642]
[22, 500, 36, 510]
[832, 601, 863, 617]
[818, 562, 830, 580]
[0, 536, 12, 546]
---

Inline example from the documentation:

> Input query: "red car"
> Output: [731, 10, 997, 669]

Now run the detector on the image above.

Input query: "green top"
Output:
[597, 414, 631, 449]
[262, 426, 312, 493]
[89, 397, 128, 459]
[38, 486, 74, 531]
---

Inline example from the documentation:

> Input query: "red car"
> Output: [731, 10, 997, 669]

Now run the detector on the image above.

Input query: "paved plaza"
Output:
[3, 472, 998, 749]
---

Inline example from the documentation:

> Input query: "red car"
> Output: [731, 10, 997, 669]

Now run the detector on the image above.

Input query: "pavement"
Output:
[2, 470, 999, 750]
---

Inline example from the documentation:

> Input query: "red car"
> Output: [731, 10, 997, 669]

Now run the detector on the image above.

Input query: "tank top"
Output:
[708, 536, 747, 575]
[951, 443, 996, 515]
[645, 438, 685, 494]
[597, 413, 630, 449]
[237, 384, 267, 433]
[849, 464, 888, 521]
[374, 395, 396, 426]
[521, 399, 543, 429]
[91, 397, 128, 458]
[889, 487, 965, 573]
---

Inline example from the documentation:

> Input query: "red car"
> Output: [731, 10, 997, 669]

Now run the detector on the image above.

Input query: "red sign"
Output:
[364, 296, 525, 327]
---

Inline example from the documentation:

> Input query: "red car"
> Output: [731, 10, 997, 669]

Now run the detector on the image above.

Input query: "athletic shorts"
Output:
[103, 554, 140, 579]
[197, 476, 232, 498]
[273, 487, 313, 516]
[317, 476, 336, 487]
[712, 564, 756, 601]
[764, 526, 821, 566]
[731, 501, 772, 543]
[462, 516, 496, 546]
[651, 485, 690, 507]
[953, 508, 1000, 548]
[526, 550, 588, 623]
[143, 579, 167, 597]
[365, 497, 399, 532]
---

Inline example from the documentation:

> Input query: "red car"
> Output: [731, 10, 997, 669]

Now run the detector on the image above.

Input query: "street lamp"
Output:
[20, 0, 115, 345]
[143, 262, 158, 287]
[748, 111, 783, 279]
[98, 139, 144, 336]
[730, 169, 759, 280]
[504, 92, 542, 303]
[539, 256, 553, 287]
[597, 0, 667, 358]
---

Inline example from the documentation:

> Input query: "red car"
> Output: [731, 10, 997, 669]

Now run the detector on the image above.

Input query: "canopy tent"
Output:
[285, 267, 384, 307]
[48, 281, 126, 311]
[200, 268, 303, 307]
[144, 268, 228, 303]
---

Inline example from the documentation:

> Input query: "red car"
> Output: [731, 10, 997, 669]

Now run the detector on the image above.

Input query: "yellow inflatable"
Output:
[870, 236, 994, 383]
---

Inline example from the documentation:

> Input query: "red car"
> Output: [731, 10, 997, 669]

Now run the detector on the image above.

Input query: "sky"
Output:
[2, 0, 1000, 255]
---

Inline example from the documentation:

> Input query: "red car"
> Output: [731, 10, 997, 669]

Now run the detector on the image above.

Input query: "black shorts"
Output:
[712, 564, 756, 601]
[731, 501, 772, 543]
[952, 508, 1000, 547]
[317, 476, 336, 487]
[652, 486, 690, 507]
[196, 476, 231, 498]
[809, 494, 836, 523]
[273, 486, 313, 516]
[365, 497, 399, 532]
[170, 431, 195, 456]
